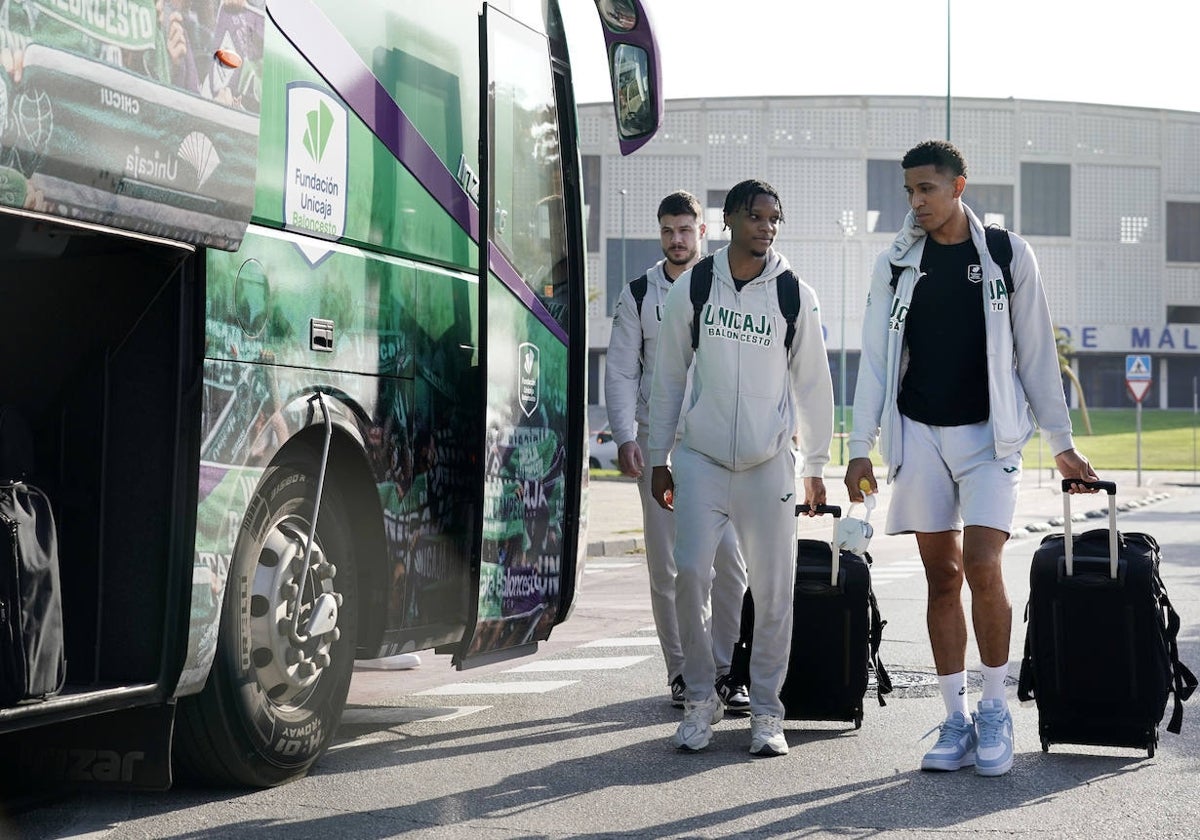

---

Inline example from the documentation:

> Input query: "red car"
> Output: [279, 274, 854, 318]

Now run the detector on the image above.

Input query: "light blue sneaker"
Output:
[974, 699, 1015, 776]
[920, 711, 977, 771]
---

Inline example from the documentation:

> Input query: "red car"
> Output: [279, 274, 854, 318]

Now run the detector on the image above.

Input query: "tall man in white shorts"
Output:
[650, 180, 834, 757]
[845, 140, 1098, 777]
[605, 190, 749, 712]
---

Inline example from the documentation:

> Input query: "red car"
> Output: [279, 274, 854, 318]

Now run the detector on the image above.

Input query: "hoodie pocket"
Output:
[733, 393, 789, 467]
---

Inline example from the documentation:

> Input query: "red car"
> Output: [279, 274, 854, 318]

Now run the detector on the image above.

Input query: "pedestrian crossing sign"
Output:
[1125, 354, 1152, 381]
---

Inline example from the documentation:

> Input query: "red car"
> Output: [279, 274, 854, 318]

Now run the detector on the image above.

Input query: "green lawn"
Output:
[591, 408, 1200, 475]
[1022, 408, 1200, 471]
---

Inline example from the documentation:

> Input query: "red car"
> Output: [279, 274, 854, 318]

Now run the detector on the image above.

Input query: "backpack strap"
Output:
[1155, 574, 1198, 734]
[889, 227, 1015, 297]
[863, 552, 892, 706]
[628, 273, 648, 317]
[984, 225, 1014, 295]
[776, 270, 801, 352]
[689, 256, 715, 350]
[689, 258, 801, 352]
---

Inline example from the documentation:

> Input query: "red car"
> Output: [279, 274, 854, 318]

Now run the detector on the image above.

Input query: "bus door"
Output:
[458, 2, 660, 666]
[456, 5, 573, 666]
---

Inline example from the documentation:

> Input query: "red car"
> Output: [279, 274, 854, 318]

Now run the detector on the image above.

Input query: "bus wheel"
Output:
[175, 463, 357, 787]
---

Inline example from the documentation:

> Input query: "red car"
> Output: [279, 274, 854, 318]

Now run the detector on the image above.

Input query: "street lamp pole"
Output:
[946, 0, 952, 141]
[619, 189, 628, 281]
[838, 210, 857, 466]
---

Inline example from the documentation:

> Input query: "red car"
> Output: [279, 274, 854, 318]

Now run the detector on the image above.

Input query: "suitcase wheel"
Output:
[1041, 739, 1049, 753]
[854, 714, 862, 730]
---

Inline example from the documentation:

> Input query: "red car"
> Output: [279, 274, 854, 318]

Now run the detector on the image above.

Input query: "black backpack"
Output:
[628, 258, 802, 351]
[890, 225, 1014, 298]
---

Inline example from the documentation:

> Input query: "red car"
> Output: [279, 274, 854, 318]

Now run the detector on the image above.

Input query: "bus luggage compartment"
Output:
[0, 212, 200, 720]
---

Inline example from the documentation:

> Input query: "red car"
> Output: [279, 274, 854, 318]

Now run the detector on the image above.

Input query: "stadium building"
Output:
[581, 95, 1200, 415]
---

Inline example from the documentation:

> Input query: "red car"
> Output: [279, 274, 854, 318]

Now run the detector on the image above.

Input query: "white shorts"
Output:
[886, 417, 1021, 535]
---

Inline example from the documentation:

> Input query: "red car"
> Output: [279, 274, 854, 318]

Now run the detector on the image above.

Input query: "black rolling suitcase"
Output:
[1017, 480, 1196, 756]
[779, 504, 891, 726]
[728, 505, 892, 725]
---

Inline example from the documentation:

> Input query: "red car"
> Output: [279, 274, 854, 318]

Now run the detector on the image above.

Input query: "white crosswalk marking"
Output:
[416, 680, 578, 696]
[870, 560, 924, 584]
[583, 561, 641, 575]
[339, 706, 490, 725]
[507, 655, 650, 672]
[580, 636, 661, 648]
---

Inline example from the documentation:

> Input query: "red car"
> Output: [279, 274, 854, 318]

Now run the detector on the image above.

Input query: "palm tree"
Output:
[1055, 327, 1092, 435]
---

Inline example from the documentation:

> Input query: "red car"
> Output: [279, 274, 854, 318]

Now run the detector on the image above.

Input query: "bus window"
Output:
[487, 17, 570, 331]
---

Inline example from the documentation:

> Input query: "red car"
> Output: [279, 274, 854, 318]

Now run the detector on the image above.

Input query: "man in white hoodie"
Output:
[649, 180, 834, 757]
[604, 190, 749, 713]
[845, 140, 1098, 777]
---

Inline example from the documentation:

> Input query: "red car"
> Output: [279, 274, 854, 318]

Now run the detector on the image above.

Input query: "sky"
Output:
[559, 1, 1200, 115]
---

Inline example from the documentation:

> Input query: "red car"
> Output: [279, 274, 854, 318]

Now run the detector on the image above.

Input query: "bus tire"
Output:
[175, 462, 357, 787]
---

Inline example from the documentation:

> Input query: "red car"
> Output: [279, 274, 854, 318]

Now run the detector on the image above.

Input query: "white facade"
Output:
[581, 95, 1200, 410]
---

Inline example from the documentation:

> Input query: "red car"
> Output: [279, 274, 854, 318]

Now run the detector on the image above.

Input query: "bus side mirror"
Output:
[592, 0, 662, 155]
[610, 44, 655, 142]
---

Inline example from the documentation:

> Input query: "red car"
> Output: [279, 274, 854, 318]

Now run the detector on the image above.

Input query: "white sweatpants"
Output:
[636, 432, 745, 683]
[672, 444, 797, 717]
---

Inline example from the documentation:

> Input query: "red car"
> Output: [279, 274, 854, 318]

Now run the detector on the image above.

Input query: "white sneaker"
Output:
[749, 713, 788, 756]
[670, 692, 723, 751]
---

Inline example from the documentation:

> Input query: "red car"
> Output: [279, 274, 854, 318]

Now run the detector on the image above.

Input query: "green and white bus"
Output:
[0, 0, 660, 791]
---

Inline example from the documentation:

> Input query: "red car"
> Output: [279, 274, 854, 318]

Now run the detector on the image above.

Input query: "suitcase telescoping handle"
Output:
[796, 503, 841, 585]
[1061, 479, 1118, 578]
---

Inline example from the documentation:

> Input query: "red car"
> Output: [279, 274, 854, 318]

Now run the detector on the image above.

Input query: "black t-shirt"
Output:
[897, 237, 989, 426]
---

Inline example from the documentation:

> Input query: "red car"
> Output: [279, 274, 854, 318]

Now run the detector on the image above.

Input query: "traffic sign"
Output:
[1126, 379, 1151, 403]
[1125, 354, 1152, 381]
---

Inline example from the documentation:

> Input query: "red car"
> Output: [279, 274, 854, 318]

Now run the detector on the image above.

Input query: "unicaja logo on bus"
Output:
[303, 101, 334, 163]
[284, 84, 348, 242]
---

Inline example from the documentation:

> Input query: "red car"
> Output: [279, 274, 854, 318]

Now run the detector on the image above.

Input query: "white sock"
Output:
[938, 672, 969, 719]
[980, 663, 1009, 704]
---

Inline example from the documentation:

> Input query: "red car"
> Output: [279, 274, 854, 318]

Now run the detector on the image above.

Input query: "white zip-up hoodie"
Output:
[848, 205, 1075, 480]
[648, 246, 833, 476]
[604, 260, 678, 447]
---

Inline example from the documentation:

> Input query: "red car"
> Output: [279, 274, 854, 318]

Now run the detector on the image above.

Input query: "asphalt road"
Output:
[5, 479, 1199, 839]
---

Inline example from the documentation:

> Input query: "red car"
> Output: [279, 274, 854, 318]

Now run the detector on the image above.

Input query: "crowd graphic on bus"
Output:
[0, 0, 264, 244]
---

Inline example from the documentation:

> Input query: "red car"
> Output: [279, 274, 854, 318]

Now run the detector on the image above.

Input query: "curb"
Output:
[1006, 492, 1172, 541]
[587, 537, 644, 557]
[587, 493, 1175, 554]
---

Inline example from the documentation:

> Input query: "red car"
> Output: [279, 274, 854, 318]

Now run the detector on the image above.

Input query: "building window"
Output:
[583, 156, 601, 252]
[1167, 305, 1200, 324]
[606, 238, 662, 315]
[867, 159, 908, 233]
[1020, 163, 1071, 236]
[1120, 215, 1149, 244]
[1167, 202, 1200, 262]
[968, 185, 1014, 230]
[706, 189, 728, 241]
